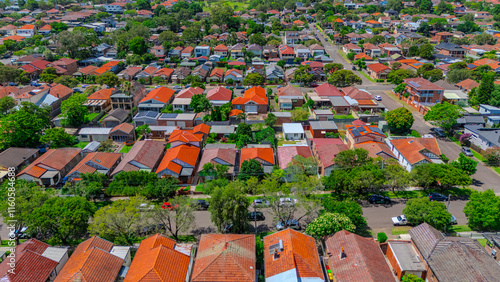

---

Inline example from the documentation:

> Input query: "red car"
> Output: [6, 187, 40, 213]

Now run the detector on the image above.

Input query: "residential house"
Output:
[153, 67, 174, 82]
[247, 44, 263, 57]
[435, 31, 453, 43]
[307, 83, 343, 108]
[263, 45, 279, 59]
[0, 239, 69, 281]
[310, 138, 348, 176]
[17, 148, 82, 186]
[78, 127, 112, 142]
[309, 121, 338, 138]
[214, 44, 228, 57]
[284, 31, 300, 45]
[51, 58, 78, 76]
[110, 82, 147, 110]
[483, 234, 500, 261]
[278, 145, 315, 181]
[133, 111, 160, 127]
[150, 45, 165, 58]
[110, 140, 166, 176]
[156, 145, 200, 183]
[294, 44, 311, 60]
[224, 69, 244, 83]
[0, 147, 39, 180]
[312, 109, 334, 121]
[363, 43, 382, 57]
[387, 137, 442, 171]
[379, 43, 401, 56]
[118, 67, 142, 81]
[434, 43, 465, 58]
[367, 63, 391, 80]
[0, 24, 17, 36]
[168, 129, 204, 148]
[309, 43, 326, 56]
[365, 20, 383, 28]
[208, 68, 224, 82]
[402, 77, 445, 111]
[343, 43, 363, 54]
[191, 234, 256, 282]
[138, 86, 175, 113]
[17, 24, 35, 37]
[277, 84, 304, 110]
[124, 234, 192, 282]
[266, 64, 285, 81]
[465, 125, 500, 150]
[207, 86, 232, 106]
[385, 241, 427, 280]
[240, 147, 275, 174]
[341, 87, 379, 112]
[171, 67, 191, 84]
[55, 237, 131, 282]
[109, 123, 135, 142]
[157, 113, 196, 127]
[345, 125, 386, 148]
[66, 152, 121, 181]
[181, 46, 194, 59]
[456, 116, 485, 128]
[326, 230, 395, 282]
[378, 16, 392, 28]
[101, 108, 130, 127]
[192, 64, 210, 81]
[455, 78, 479, 93]
[264, 229, 324, 282]
[408, 223, 500, 281]
[232, 86, 268, 114]
[279, 45, 295, 64]
[283, 123, 305, 140]
[84, 87, 115, 113]
[13, 83, 74, 117]
[197, 148, 237, 180]
[169, 46, 183, 57]
[136, 66, 158, 81]
[230, 43, 244, 58]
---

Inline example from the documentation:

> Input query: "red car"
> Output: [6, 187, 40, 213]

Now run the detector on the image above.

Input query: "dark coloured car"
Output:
[310, 82, 319, 87]
[431, 128, 446, 138]
[247, 211, 265, 221]
[429, 193, 448, 201]
[368, 194, 391, 204]
[352, 66, 356, 70]
[192, 199, 210, 210]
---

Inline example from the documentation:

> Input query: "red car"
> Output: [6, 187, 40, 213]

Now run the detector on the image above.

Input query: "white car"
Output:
[374, 95, 382, 101]
[392, 215, 408, 226]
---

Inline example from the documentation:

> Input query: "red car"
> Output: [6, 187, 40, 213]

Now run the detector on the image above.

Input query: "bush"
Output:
[377, 232, 388, 243]
[410, 130, 421, 138]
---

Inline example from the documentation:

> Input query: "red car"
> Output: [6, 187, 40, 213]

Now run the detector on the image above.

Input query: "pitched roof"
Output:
[232, 86, 268, 105]
[404, 77, 445, 91]
[264, 229, 324, 280]
[87, 88, 114, 100]
[111, 140, 165, 175]
[0, 147, 38, 169]
[210, 68, 225, 78]
[54, 237, 124, 282]
[197, 148, 237, 172]
[240, 147, 275, 166]
[214, 44, 228, 51]
[207, 86, 232, 101]
[354, 141, 396, 160]
[229, 109, 243, 117]
[390, 137, 441, 165]
[154, 68, 174, 77]
[277, 84, 303, 97]
[17, 148, 81, 178]
[311, 138, 348, 168]
[326, 230, 395, 282]
[277, 146, 313, 170]
[367, 63, 390, 73]
[314, 83, 342, 97]
[110, 123, 134, 135]
[156, 145, 200, 174]
[191, 234, 256, 282]
[225, 68, 243, 78]
[124, 234, 190, 282]
[139, 87, 175, 104]
[346, 125, 385, 138]
[66, 152, 121, 176]
[168, 129, 203, 144]
[456, 78, 479, 90]
[193, 123, 211, 135]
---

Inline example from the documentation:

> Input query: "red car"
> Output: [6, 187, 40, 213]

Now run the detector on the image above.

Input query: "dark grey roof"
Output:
[104, 108, 129, 122]
[134, 111, 159, 119]
[465, 125, 500, 147]
[435, 43, 464, 52]
[408, 223, 444, 259]
[433, 80, 460, 90]
[457, 115, 485, 124]
[309, 121, 338, 130]
[388, 241, 426, 272]
[0, 147, 38, 168]
[484, 234, 500, 248]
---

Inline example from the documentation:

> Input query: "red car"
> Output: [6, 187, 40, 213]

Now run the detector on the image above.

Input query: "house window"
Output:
[235, 105, 242, 110]
[81, 135, 88, 138]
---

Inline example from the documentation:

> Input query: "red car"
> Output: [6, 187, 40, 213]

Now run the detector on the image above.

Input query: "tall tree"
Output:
[305, 213, 355, 239]
[403, 198, 451, 232]
[423, 102, 461, 131]
[40, 127, 76, 148]
[335, 148, 372, 168]
[0, 96, 16, 114]
[96, 72, 120, 88]
[451, 153, 478, 175]
[190, 94, 212, 113]
[477, 72, 495, 105]
[209, 181, 249, 233]
[464, 190, 500, 231]
[327, 70, 362, 87]
[321, 199, 367, 232]
[385, 107, 414, 133]
[61, 93, 88, 127]
[151, 196, 195, 240]
[239, 159, 264, 181]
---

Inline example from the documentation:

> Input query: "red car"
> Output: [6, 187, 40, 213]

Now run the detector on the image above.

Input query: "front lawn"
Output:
[120, 145, 133, 153]
[85, 112, 99, 121]
[391, 226, 411, 235]
[358, 71, 376, 83]
[74, 142, 89, 149]
[333, 114, 354, 119]
[449, 225, 472, 233]
[477, 238, 488, 247]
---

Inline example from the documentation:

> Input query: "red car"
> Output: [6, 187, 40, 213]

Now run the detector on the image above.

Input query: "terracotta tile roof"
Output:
[354, 141, 396, 160]
[229, 109, 243, 117]
[193, 123, 211, 135]
[277, 146, 312, 170]
[47, 83, 73, 99]
[103, 61, 120, 67]
[55, 237, 124, 282]
[78, 65, 99, 75]
[367, 63, 390, 73]
[0, 85, 19, 99]
[326, 230, 395, 282]
[156, 144, 200, 174]
[176, 87, 204, 98]
[191, 234, 256, 282]
[168, 129, 203, 144]
[341, 87, 373, 100]
[314, 83, 342, 97]
[66, 152, 121, 177]
[354, 53, 372, 60]
[210, 68, 225, 78]
[310, 138, 348, 168]
[87, 88, 114, 100]
[94, 66, 111, 75]
[225, 68, 243, 78]
[154, 68, 174, 77]
[17, 148, 81, 178]
[403, 77, 445, 91]
[214, 44, 228, 51]
[279, 45, 295, 55]
[19, 24, 35, 30]
[111, 140, 166, 176]
[40, 24, 52, 31]
[390, 137, 441, 165]
[232, 86, 268, 105]
[141, 66, 158, 76]
[2, 35, 25, 42]
[264, 229, 324, 280]
[207, 86, 232, 101]
[30, 59, 51, 70]
[181, 46, 193, 54]
[277, 84, 302, 97]
[139, 86, 175, 104]
[197, 148, 237, 172]
[125, 234, 190, 282]
[455, 78, 479, 90]
[240, 147, 275, 166]
[110, 123, 134, 135]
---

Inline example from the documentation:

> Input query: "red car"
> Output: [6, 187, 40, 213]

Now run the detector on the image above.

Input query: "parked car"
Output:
[368, 194, 391, 204]
[236, 85, 244, 89]
[392, 215, 408, 226]
[191, 199, 210, 210]
[310, 82, 319, 87]
[247, 211, 265, 221]
[451, 215, 457, 225]
[139, 203, 154, 211]
[185, 84, 191, 88]
[252, 199, 270, 207]
[277, 219, 300, 231]
[429, 193, 448, 201]
[161, 202, 178, 210]
[374, 95, 382, 101]
[431, 128, 446, 138]
[352, 65, 356, 70]
[461, 146, 473, 157]
[173, 85, 182, 89]
[279, 197, 297, 206]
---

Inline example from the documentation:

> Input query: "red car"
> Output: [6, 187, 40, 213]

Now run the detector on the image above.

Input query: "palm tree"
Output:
[121, 80, 131, 96]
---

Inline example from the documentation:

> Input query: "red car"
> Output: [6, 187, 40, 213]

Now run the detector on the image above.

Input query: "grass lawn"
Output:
[337, 50, 351, 63]
[85, 112, 99, 121]
[391, 226, 411, 235]
[120, 145, 133, 153]
[469, 147, 500, 174]
[449, 225, 472, 233]
[195, 184, 207, 194]
[170, 235, 196, 242]
[334, 114, 355, 119]
[477, 238, 488, 247]
[278, 140, 299, 146]
[74, 142, 89, 149]
[1, 239, 26, 247]
[338, 129, 346, 140]
[358, 71, 376, 83]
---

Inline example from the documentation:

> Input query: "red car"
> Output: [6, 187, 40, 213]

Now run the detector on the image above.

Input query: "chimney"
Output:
[273, 248, 280, 260]
[340, 247, 347, 259]
[279, 240, 284, 251]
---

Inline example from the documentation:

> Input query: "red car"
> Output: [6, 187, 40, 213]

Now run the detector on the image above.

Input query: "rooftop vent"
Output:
[340, 247, 347, 259]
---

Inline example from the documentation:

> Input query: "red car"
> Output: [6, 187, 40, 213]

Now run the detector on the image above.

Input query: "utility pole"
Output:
[254, 205, 257, 233]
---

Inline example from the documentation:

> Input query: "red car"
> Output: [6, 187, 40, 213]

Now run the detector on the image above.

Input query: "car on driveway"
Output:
[461, 146, 473, 157]
[392, 215, 408, 226]
[252, 199, 270, 207]
[431, 128, 446, 138]
[191, 199, 210, 210]
[429, 193, 448, 201]
[374, 95, 382, 101]
[247, 211, 265, 221]
[277, 219, 300, 231]
[368, 194, 391, 204]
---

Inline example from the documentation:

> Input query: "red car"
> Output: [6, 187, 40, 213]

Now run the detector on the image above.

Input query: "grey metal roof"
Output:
[110, 246, 130, 260]
[388, 241, 426, 272]
[465, 125, 500, 147]
[79, 127, 112, 135]
[314, 109, 334, 115]
[41, 247, 68, 263]
[82, 141, 101, 152]
[210, 125, 236, 134]
[272, 111, 291, 117]
[134, 111, 160, 119]
[456, 115, 485, 124]
[309, 121, 338, 130]
[328, 96, 350, 107]
[283, 123, 305, 134]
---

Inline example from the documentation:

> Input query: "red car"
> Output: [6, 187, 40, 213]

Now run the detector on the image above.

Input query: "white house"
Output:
[17, 24, 35, 37]
[283, 123, 305, 140]
[387, 137, 442, 171]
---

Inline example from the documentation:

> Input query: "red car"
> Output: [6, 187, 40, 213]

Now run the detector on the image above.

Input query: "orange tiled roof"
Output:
[367, 63, 390, 73]
[139, 86, 175, 104]
[354, 141, 396, 160]
[19, 24, 35, 30]
[390, 137, 441, 165]
[264, 229, 324, 280]
[240, 147, 274, 166]
[111, 123, 134, 134]
[156, 144, 200, 174]
[232, 86, 268, 105]
[354, 53, 372, 60]
[193, 123, 211, 135]
[17, 148, 81, 178]
[103, 61, 120, 67]
[154, 67, 174, 77]
[94, 66, 111, 75]
[191, 234, 256, 282]
[87, 88, 114, 100]
[66, 152, 121, 177]
[229, 109, 243, 117]
[168, 129, 203, 144]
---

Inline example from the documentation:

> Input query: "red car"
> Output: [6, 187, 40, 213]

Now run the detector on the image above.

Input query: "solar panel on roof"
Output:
[408, 81, 421, 88]
[146, 111, 158, 118]
[163, 113, 178, 118]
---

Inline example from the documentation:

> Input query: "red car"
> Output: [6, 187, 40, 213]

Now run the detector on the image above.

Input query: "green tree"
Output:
[305, 212, 355, 239]
[384, 159, 412, 193]
[40, 67, 58, 83]
[136, 0, 150, 10]
[291, 107, 309, 121]
[477, 72, 496, 105]
[54, 75, 79, 88]
[181, 26, 202, 43]
[0, 102, 50, 149]
[335, 148, 372, 168]
[0, 96, 16, 114]
[0, 65, 23, 84]
[327, 70, 362, 87]
[30, 196, 95, 244]
[243, 73, 264, 85]
[96, 72, 120, 88]
[446, 69, 472, 84]
[249, 33, 267, 46]
[141, 176, 179, 200]
[277, 60, 286, 68]
[416, 63, 434, 77]
[451, 153, 478, 175]
[423, 102, 461, 131]
[294, 65, 314, 85]
[423, 69, 443, 82]
[321, 199, 367, 232]
[89, 196, 151, 245]
[402, 273, 425, 282]
[126, 54, 144, 66]
[128, 36, 148, 55]
[473, 33, 497, 45]
[211, 3, 235, 27]
[190, 94, 212, 113]
[388, 69, 416, 85]
[61, 93, 88, 127]
[151, 196, 195, 240]
[387, 0, 404, 12]
[463, 190, 500, 231]
[403, 198, 451, 232]
[385, 107, 414, 133]
[265, 112, 277, 127]
[239, 159, 264, 181]
[136, 124, 151, 137]
[209, 181, 249, 233]
[394, 83, 407, 95]
[40, 127, 76, 148]
[418, 43, 434, 59]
